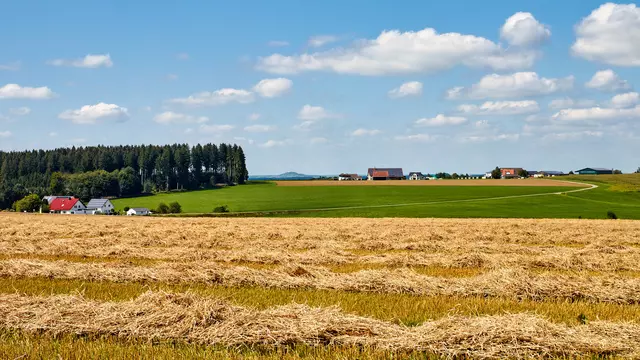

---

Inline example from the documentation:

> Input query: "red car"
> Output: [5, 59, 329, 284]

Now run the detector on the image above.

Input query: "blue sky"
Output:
[1, 0, 639, 174]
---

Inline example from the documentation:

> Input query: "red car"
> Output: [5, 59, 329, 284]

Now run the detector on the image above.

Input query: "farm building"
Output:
[576, 168, 613, 175]
[338, 173, 361, 181]
[367, 168, 404, 180]
[49, 197, 86, 215]
[86, 199, 115, 214]
[408, 172, 426, 180]
[127, 207, 150, 216]
[535, 171, 565, 177]
[500, 168, 524, 179]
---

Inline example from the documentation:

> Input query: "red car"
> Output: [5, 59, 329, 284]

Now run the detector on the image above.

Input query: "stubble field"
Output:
[2, 213, 640, 358]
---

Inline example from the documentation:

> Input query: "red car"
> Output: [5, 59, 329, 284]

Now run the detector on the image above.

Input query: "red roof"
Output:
[49, 197, 80, 211]
[372, 170, 389, 178]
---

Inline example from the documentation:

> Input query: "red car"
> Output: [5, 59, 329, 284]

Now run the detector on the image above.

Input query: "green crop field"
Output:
[112, 175, 640, 219]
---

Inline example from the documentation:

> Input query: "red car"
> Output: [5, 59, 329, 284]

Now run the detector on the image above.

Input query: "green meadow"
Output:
[112, 175, 640, 219]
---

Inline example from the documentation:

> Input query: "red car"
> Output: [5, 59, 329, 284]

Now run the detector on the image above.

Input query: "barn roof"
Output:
[49, 197, 80, 211]
[86, 199, 111, 209]
[367, 168, 404, 177]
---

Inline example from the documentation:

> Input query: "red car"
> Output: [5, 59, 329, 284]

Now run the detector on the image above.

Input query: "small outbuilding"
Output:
[338, 173, 361, 181]
[576, 168, 613, 175]
[127, 207, 150, 216]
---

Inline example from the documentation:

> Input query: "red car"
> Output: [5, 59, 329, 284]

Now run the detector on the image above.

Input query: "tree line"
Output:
[0, 143, 248, 209]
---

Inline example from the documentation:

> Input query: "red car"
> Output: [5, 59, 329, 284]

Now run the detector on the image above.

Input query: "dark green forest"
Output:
[0, 143, 248, 209]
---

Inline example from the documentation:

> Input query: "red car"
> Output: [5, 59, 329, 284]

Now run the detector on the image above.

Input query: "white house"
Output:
[86, 199, 115, 214]
[49, 197, 87, 214]
[127, 207, 150, 216]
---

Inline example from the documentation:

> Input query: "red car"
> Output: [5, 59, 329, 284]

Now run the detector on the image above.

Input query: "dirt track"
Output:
[275, 179, 588, 187]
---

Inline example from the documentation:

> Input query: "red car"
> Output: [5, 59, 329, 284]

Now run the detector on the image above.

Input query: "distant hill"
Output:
[249, 172, 321, 180]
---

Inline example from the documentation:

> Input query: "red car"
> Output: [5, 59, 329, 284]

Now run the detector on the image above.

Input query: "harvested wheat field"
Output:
[274, 179, 587, 187]
[2, 213, 640, 359]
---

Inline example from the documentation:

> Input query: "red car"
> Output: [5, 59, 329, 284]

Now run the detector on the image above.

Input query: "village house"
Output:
[500, 168, 524, 179]
[408, 172, 426, 180]
[49, 197, 87, 215]
[127, 207, 150, 216]
[338, 173, 361, 181]
[86, 199, 115, 214]
[367, 168, 404, 180]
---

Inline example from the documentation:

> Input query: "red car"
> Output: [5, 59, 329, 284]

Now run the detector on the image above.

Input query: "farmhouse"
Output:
[86, 199, 115, 214]
[576, 168, 613, 175]
[367, 168, 404, 180]
[49, 197, 86, 214]
[500, 168, 524, 179]
[338, 173, 361, 181]
[127, 207, 150, 216]
[408, 172, 426, 180]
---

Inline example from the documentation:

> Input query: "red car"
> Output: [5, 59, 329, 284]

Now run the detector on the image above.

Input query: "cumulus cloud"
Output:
[388, 81, 423, 98]
[248, 113, 261, 121]
[351, 128, 382, 136]
[610, 92, 640, 108]
[548, 98, 597, 109]
[415, 114, 467, 127]
[585, 69, 631, 92]
[552, 106, 640, 121]
[259, 139, 291, 148]
[447, 72, 573, 99]
[244, 124, 276, 132]
[153, 111, 209, 124]
[298, 105, 336, 120]
[308, 35, 338, 47]
[233, 137, 255, 145]
[0, 84, 55, 99]
[458, 133, 520, 143]
[572, 3, 640, 66]
[59, 103, 129, 125]
[458, 100, 540, 115]
[394, 133, 439, 142]
[257, 24, 537, 75]
[48, 54, 113, 68]
[252, 78, 293, 98]
[9, 107, 31, 116]
[0, 131, 11, 138]
[500, 12, 551, 46]
[542, 130, 603, 141]
[199, 124, 234, 133]
[168, 89, 254, 106]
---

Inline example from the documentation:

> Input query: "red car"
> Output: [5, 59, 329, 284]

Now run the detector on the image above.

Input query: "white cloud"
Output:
[0, 84, 55, 100]
[257, 23, 537, 75]
[351, 128, 382, 136]
[48, 54, 113, 68]
[169, 89, 254, 106]
[49, 132, 58, 137]
[474, 120, 490, 128]
[9, 107, 31, 116]
[259, 139, 291, 148]
[298, 105, 335, 120]
[585, 69, 631, 92]
[388, 81, 423, 98]
[268, 40, 289, 47]
[552, 106, 640, 121]
[293, 120, 316, 131]
[199, 124, 235, 133]
[0, 131, 11, 138]
[572, 3, 640, 66]
[447, 72, 573, 99]
[459, 133, 520, 143]
[308, 35, 339, 48]
[310, 137, 329, 144]
[166, 74, 179, 81]
[153, 111, 209, 124]
[548, 98, 597, 109]
[394, 133, 439, 142]
[611, 92, 640, 108]
[233, 136, 255, 145]
[252, 78, 293, 98]
[415, 114, 467, 127]
[59, 103, 129, 124]
[542, 131, 603, 141]
[500, 12, 551, 47]
[0, 62, 20, 71]
[176, 53, 189, 60]
[248, 113, 261, 121]
[244, 124, 276, 132]
[458, 100, 540, 115]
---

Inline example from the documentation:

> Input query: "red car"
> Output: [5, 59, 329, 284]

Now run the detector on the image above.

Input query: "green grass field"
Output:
[112, 175, 640, 219]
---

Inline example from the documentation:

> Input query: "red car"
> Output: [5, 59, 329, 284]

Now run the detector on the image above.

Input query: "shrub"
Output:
[607, 211, 618, 220]
[14, 194, 44, 213]
[156, 202, 169, 214]
[168, 202, 182, 214]
[123, 206, 130, 212]
[213, 205, 229, 213]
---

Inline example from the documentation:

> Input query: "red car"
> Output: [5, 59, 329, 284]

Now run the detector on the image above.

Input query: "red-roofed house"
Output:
[49, 197, 87, 214]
